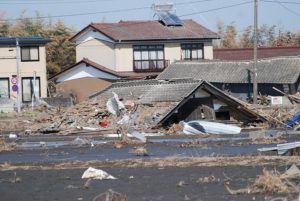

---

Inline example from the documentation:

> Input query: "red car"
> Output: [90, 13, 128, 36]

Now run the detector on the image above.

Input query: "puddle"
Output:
[17, 140, 108, 150]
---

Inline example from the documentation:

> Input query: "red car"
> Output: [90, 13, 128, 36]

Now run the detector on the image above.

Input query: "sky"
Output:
[0, 0, 299, 34]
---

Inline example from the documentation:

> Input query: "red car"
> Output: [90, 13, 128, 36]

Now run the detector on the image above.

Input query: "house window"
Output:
[21, 46, 39, 61]
[22, 77, 40, 102]
[0, 78, 10, 98]
[133, 45, 166, 71]
[181, 43, 204, 60]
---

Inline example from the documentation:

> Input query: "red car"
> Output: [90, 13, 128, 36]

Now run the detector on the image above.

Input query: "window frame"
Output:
[0, 77, 10, 98]
[133, 44, 166, 72]
[21, 46, 40, 62]
[21, 77, 41, 102]
[181, 43, 204, 60]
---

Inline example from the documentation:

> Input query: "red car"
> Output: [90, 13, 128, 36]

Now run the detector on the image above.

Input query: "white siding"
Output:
[56, 63, 119, 83]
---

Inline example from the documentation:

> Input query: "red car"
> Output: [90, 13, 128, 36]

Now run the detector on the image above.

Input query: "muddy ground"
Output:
[1, 163, 299, 201]
[1, 127, 300, 200]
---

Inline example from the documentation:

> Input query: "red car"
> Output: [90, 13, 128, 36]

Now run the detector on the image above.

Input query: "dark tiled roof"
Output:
[70, 20, 219, 42]
[0, 36, 51, 46]
[91, 79, 202, 103]
[157, 56, 300, 84]
[214, 46, 300, 60]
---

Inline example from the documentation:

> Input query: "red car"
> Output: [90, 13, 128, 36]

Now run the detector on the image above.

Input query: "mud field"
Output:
[1, 132, 300, 201]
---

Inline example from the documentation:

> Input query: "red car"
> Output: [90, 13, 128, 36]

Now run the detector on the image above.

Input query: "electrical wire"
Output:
[261, 0, 300, 17]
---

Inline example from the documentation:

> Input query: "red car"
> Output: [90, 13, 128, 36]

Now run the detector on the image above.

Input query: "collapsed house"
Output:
[90, 79, 266, 128]
[157, 56, 300, 100]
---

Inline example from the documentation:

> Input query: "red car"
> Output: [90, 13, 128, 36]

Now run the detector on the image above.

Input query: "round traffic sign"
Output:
[12, 85, 18, 92]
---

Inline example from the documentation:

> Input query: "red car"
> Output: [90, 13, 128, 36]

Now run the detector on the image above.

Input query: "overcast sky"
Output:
[1, 0, 299, 34]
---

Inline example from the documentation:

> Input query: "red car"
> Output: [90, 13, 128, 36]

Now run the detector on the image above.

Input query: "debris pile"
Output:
[31, 97, 169, 134]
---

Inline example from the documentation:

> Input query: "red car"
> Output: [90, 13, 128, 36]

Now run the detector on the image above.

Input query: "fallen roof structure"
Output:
[90, 79, 266, 127]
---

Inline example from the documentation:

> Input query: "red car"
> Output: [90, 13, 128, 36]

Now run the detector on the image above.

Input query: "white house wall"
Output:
[76, 38, 116, 70]
[74, 28, 114, 45]
[56, 63, 119, 83]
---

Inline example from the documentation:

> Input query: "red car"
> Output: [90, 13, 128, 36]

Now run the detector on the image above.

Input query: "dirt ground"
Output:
[1, 156, 300, 201]
[2, 165, 297, 201]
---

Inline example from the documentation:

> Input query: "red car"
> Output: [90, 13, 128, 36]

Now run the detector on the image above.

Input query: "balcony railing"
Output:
[133, 59, 170, 72]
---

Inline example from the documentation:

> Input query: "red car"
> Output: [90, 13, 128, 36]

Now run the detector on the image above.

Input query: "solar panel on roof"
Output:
[157, 11, 182, 26]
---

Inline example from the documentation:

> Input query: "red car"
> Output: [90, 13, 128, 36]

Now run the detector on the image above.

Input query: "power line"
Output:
[0, 0, 129, 4]
[0, 7, 151, 22]
[179, 1, 253, 17]
[0, 0, 252, 22]
[262, 0, 300, 17]
[261, 0, 300, 5]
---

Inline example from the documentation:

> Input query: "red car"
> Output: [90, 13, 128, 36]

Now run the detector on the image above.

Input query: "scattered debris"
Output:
[106, 92, 125, 116]
[81, 167, 117, 180]
[92, 189, 127, 201]
[9, 172, 22, 184]
[180, 141, 208, 148]
[179, 120, 241, 135]
[127, 129, 147, 143]
[76, 126, 99, 131]
[177, 180, 188, 187]
[196, 175, 219, 184]
[258, 141, 300, 155]
[83, 178, 92, 189]
[129, 147, 149, 156]
[287, 111, 300, 127]
[64, 185, 80, 189]
[72, 137, 90, 145]
[0, 139, 16, 152]
[8, 133, 17, 139]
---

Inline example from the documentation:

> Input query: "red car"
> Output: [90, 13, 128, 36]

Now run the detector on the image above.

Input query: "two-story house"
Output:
[51, 19, 219, 101]
[0, 37, 50, 102]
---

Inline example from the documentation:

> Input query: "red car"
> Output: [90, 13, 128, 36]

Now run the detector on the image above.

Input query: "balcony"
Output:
[133, 59, 170, 72]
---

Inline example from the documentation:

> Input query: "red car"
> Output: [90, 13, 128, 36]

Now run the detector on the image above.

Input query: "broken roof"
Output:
[91, 79, 266, 127]
[157, 56, 300, 84]
[70, 20, 219, 42]
[91, 79, 201, 103]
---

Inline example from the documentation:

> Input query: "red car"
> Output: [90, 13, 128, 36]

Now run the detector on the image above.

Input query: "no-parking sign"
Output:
[11, 77, 18, 85]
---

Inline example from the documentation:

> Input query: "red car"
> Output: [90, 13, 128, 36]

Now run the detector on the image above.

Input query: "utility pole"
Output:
[253, 0, 258, 105]
[16, 38, 21, 113]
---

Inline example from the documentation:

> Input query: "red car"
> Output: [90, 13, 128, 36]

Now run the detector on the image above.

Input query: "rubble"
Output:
[81, 167, 116, 180]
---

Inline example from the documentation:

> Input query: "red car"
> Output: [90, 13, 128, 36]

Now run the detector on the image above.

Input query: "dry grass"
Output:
[0, 139, 16, 152]
[226, 168, 300, 195]
[251, 169, 289, 193]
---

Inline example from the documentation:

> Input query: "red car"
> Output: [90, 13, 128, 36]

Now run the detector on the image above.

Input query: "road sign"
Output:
[11, 77, 18, 85]
[12, 85, 18, 92]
